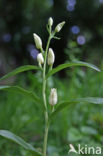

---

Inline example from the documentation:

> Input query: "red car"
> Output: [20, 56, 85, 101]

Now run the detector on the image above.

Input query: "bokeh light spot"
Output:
[67, 0, 76, 6]
[99, 0, 103, 4]
[67, 5, 75, 11]
[2, 33, 12, 42]
[30, 49, 38, 60]
[67, 0, 76, 11]
[77, 35, 86, 45]
[27, 44, 39, 60]
[71, 25, 80, 34]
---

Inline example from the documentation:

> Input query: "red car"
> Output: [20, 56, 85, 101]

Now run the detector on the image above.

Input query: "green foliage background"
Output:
[0, 63, 103, 155]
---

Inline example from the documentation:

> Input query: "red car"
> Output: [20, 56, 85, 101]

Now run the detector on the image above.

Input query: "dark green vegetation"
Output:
[0, 62, 103, 156]
[1, 0, 103, 67]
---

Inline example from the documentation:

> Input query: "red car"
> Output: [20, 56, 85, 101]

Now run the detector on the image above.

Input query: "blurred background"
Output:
[0, 0, 103, 155]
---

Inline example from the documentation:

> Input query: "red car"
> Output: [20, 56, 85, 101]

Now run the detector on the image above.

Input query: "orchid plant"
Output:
[0, 17, 103, 156]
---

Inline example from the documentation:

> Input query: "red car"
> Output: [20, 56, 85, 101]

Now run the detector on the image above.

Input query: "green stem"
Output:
[43, 112, 49, 156]
[42, 35, 51, 156]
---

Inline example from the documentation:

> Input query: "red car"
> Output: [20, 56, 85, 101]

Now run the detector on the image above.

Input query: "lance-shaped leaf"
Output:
[0, 65, 39, 81]
[0, 130, 42, 156]
[51, 97, 103, 118]
[0, 86, 39, 102]
[46, 61, 100, 79]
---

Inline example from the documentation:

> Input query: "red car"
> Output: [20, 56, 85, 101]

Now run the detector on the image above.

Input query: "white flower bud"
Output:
[48, 48, 55, 66]
[33, 33, 42, 50]
[48, 17, 53, 26]
[49, 88, 58, 106]
[37, 53, 44, 67]
[55, 21, 65, 33]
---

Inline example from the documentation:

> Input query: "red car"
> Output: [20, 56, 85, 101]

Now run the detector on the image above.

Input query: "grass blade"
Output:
[0, 85, 39, 102]
[46, 61, 100, 79]
[0, 130, 42, 156]
[0, 65, 39, 81]
[51, 97, 103, 118]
